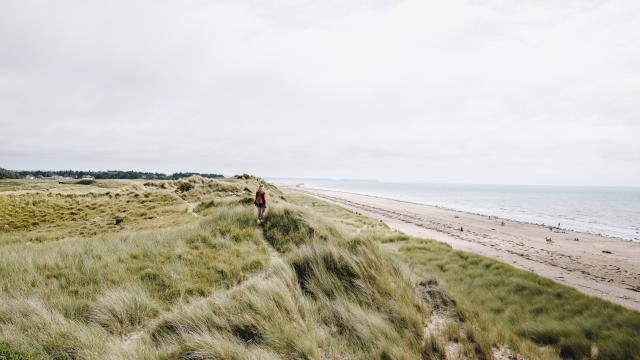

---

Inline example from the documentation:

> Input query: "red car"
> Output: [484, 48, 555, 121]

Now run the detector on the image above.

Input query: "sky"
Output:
[1, 0, 639, 186]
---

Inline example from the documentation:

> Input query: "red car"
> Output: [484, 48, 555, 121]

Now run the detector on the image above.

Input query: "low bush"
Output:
[177, 182, 194, 193]
[76, 179, 95, 185]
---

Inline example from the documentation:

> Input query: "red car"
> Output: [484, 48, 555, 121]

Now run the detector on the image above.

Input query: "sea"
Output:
[269, 178, 640, 242]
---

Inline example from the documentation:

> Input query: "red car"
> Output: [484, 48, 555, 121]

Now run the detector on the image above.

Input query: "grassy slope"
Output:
[0, 178, 271, 359]
[281, 189, 640, 360]
[1, 178, 444, 359]
[1, 179, 638, 359]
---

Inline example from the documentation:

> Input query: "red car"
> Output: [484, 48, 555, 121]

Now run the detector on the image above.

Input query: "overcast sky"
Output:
[1, 0, 639, 186]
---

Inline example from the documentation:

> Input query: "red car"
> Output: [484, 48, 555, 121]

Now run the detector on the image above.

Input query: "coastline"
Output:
[285, 185, 638, 242]
[291, 186, 640, 311]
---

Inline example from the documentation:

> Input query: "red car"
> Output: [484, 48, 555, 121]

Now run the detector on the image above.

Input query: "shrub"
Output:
[233, 174, 255, 180]
[75, 179, 95, 185]
[177, 182, 194, 193]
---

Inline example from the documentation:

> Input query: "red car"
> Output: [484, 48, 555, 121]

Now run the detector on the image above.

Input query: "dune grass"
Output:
[4, 178, 637, 359]
[151, 208, 432, 360]
[0, 182, 187, 244]
[1, 178, 452, 359]
[283, 188, 640, 360]
[0, 177, 273, 246]
[0, 179, 275, 359]
[399, 239, 640, 360]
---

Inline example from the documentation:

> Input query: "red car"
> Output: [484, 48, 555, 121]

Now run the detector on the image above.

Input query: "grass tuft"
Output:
[0, 342, 32, 360]
[262, 207, 317, 252]
[90, 286, 159, 336]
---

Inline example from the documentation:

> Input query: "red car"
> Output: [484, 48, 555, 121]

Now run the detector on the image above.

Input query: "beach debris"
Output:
[545, 237, 553, 243]
[454, 215, 459, 218]
[459, 226, 464, 232]
[574, 237, 580, 241]
[602, 250, 613, 254]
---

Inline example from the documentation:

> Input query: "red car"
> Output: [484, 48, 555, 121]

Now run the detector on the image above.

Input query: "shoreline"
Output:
[291, 186, 640, 311]
[289, 185, 636, 243]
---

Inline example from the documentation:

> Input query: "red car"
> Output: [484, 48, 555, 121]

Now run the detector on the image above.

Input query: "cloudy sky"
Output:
[1, 0, 639, 186]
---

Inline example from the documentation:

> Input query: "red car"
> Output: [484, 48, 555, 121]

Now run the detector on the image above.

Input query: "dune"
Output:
[294, 186, 640, 311]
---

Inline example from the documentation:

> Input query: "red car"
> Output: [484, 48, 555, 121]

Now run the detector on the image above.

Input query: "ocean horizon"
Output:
[270, 178, 640, 242]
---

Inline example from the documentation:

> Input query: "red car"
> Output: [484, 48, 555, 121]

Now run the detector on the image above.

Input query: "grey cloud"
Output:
[0, 0, 639, 185]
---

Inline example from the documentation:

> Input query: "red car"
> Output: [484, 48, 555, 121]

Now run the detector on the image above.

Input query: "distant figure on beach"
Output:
[254, 184, 267, 223]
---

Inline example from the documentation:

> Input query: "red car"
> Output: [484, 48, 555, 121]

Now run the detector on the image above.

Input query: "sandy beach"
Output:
[293, 186, 640, 311]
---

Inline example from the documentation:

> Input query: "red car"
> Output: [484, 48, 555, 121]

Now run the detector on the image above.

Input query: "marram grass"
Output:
[0, 178, 638, 359]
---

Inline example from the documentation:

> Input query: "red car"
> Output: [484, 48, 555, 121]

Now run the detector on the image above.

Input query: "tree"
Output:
[0, 167, 19, 179]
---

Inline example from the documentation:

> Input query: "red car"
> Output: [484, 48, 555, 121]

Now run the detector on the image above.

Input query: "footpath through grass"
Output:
[0, 177, 464, 359]
[2, 178, 639, 359]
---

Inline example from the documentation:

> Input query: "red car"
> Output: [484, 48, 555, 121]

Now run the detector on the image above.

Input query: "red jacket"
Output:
[255, 190, 266, 205]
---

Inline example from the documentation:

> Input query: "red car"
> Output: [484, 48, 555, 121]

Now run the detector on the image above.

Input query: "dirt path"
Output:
[293, 187, 640, 311]
[185, 201, 200, 217]
[124, 222, 281, 347]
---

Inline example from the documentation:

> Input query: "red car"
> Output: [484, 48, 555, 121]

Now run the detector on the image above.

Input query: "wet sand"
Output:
[293, 187, 640, 311]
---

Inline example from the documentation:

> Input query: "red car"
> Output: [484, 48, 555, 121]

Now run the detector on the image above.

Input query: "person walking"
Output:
[254, 184, 267, 223]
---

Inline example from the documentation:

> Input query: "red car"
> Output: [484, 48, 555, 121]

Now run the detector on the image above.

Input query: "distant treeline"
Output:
[0, 167, 224, 180]
[0, 168, 19, 179]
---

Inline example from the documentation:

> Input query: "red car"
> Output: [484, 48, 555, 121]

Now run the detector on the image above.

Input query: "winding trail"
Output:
[184, 201, 200, 217]
[123, 221, 281, 347]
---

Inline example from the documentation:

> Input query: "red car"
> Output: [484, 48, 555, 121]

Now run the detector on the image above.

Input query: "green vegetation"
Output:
[0, 177, 256, 244]
[399, 240, 640, 359]
[0, 168, 19, 180]
[282, 188, 640, 360]
[75, 179, 96, 185]
[1, 177, 638, 359]
[1, 168, 224, 180]
[0, 177, 480, 359]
